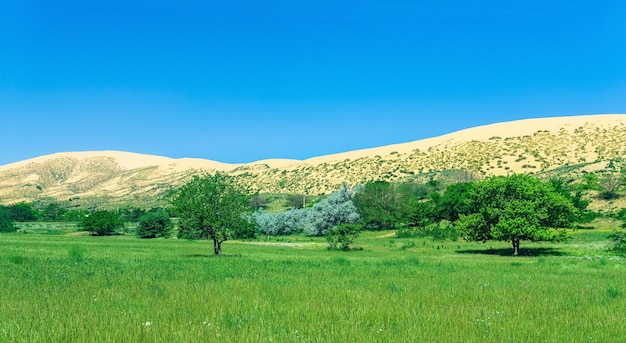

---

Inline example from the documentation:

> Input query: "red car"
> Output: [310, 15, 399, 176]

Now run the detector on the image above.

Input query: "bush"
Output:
[608, 230, 626, 253]
[0, 206, 16, 233]
[136, 211, 172, 238]
[80, 210, 124, 236]
[325, 223, 363, 251]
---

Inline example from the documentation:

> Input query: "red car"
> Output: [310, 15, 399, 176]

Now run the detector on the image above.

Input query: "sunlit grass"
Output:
[1, 228, 625, 342]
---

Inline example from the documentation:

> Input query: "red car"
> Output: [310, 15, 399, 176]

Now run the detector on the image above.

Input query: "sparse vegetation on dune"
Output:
[1, 115, 625, 208]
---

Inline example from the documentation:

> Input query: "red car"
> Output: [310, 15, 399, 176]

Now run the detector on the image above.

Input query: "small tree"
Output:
[136, 210, 172, 238]
[80, 210, 124, 236]
[171, 173, 252, 255]
[325, 223, 363, 251]
[599, 173, 623, 200]
[608, 230, 626, 253]
[0, 206, 16, 233]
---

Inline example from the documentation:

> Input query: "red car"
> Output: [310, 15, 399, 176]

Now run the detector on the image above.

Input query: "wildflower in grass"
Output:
[145, 321, 151, 327]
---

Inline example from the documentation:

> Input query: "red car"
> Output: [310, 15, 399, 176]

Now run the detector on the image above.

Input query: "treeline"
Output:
[253, 174, 602, 255]
[0, 202, 166, 223]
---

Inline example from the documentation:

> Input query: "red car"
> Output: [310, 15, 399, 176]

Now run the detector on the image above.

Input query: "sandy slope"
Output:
[303, 114, 626, 165]
[2, 114, 623, 172]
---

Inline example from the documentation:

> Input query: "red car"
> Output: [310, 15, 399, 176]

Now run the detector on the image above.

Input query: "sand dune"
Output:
[1, 114, 625, 207]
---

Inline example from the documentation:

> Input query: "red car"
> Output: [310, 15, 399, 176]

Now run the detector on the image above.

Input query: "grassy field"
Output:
[1, 224, 625, 342]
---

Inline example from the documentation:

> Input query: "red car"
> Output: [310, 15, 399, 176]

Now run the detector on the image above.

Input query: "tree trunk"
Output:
[213, 238, 222, 255]
[512, 236, 520, 256]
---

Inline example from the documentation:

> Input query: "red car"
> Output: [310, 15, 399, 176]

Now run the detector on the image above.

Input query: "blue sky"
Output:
[1, 1, 625, 165]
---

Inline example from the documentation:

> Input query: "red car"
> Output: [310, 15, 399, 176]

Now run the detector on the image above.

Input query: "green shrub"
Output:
[136, 211, 172, 238]
[325, 223, 363, 251]
[0, 206, 16, 233]
[608, 230, 626, 253]
[80, 210, 124, 236]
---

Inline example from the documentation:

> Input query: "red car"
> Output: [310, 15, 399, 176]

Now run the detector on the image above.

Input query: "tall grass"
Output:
[0, 229, 624, 342]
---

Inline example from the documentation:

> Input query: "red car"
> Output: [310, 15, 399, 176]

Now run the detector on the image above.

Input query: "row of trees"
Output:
[1, 171, 615, 256]
[353, 175, 589, 255]
[166, 172, 591, 255]
[0, 202, 163, 224]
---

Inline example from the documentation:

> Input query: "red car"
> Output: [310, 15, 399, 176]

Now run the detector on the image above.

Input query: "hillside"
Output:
[1, 114, 625, 208]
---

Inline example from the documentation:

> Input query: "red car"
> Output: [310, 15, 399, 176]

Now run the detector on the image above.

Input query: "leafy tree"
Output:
[599, 173, 623, 200]
[325, 222, 363, 251]
[353, 181, 398, 230]
[117, 207, 147, 222]
[62, 209, 89, 222]
[136, 210, 172, 238]
[430, 182, 474, 222]
[7, 202, 38, 222]
[41, 203, 68, 221]
[80, 210, 124, 236]
[286, 194, 308, 209]
[171, 173, 252, 255]
[302, 184, 360, 236]
[455, 174, 576, 255]
[0, 206, 16, 232]
[251, 194, 268, 211]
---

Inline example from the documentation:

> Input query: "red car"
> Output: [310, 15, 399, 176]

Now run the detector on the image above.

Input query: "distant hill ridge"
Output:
[1, 114, 625, 208]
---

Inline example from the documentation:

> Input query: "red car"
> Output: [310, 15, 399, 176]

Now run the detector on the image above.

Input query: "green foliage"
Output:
[7, 202, 38, 222]
[61, 209, 89, 222]
[136, 210, 172, 238]
[0, 206, 16, 233]
[285, 194, 307, 209]
[598, 173, 623, 200]
[354, 180, 438, 231]
[325, 222, 363, 251]
[353, 181, 398, 230]
[456, 174, 577, 255]
[80, 210, 124, 236]
[431, 182, 474, 222]
[171, 172, 252, 254]
[397, 220, 459, 241]
[117, 207, 147, 222]
[608, 231, 626, 253]
[40, 203, 68, 221]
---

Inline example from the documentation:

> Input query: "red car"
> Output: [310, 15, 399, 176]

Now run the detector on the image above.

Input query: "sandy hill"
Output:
[1, 114, 625, 208]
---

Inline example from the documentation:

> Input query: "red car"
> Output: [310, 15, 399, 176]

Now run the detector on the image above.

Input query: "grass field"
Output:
[1, 224, 625, 342]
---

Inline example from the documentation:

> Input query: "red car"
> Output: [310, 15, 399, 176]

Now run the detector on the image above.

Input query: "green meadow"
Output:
[1, 225, 625, 342]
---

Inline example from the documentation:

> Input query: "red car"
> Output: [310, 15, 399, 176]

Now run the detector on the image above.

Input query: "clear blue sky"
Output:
[1, 1, 625, 165]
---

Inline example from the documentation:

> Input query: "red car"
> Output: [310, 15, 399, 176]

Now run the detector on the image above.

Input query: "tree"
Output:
[286, 194, 307, 209]
[353, 181, 398, 230]
[455, 174, 576, 255]
[136, 210, 172, 238]
[80, 210, 124, 236]
[431, 182, 474, 222]
[117, 207, 147, 222]
[7, 202, 38, 222]
[325, 223, 363, 251]
[599, 173, 623, 200]
[171, 173, 252, 255]
[302, 184, 360, 236]
[0, 206, 16, 232]
[41, 203, 68, 221]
